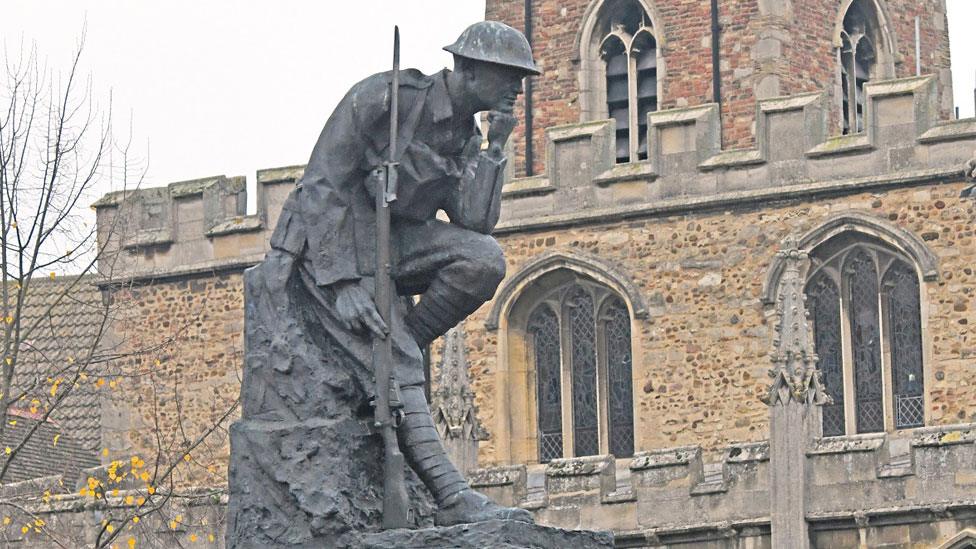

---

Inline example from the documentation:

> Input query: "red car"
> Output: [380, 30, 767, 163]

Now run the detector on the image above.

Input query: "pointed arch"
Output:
[762, 211, 939, 307]
[833, 0, 898, 133]
[937, 529, 976, 549]
[486, 249, 647, 331]
[577, 0, 665, 159]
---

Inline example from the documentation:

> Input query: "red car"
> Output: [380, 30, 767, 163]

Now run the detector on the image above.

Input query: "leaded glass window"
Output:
[805, 235, 926, 436]
[529, 305, 563, 462]
[807, 273, 845, 437]
[524, 275, 636, 461]
[568, 288, 599, 457]
[847, 251, 884, 433]
[883, 263, 924, 429]
[604, 298, 635, 458]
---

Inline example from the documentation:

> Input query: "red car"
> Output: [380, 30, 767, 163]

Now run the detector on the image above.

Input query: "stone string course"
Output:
[3, 424, 974, 546]
[468, 424, 976, 547]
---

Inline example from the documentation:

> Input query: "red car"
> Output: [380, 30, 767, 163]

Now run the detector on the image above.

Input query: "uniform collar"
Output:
[430, 69, 454, 123]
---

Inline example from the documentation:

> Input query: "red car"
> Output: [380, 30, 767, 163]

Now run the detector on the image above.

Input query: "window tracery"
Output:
[524, 275, 636, 462]
[837, 0, 894, 134]
[580, 0, 660, 163]
[805, 235, 926, 435]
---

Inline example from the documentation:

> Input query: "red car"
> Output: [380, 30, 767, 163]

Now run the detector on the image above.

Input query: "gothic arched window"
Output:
[837, 0, 894, 134]
[525, 277, 636, 462]
[580, 0, 660, 163]
[805, 235, 925, 435]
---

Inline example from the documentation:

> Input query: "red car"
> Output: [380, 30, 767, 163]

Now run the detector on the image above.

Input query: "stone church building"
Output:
[5, 0, 976, 547]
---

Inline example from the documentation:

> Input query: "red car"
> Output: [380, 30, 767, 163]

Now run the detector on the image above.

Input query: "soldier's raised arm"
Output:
[447, 111, 516, 234]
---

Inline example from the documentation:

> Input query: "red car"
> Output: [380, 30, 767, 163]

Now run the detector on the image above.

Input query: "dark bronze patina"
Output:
[226, 21, 541, 547]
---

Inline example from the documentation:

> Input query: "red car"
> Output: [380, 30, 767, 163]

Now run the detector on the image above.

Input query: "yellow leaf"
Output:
[109, 380, 118, 389]
[4, 358, 10, 366]
[33, 518, 44, 527]
[21, 525, 28, 534]
[147, 486, 155, 495]
[183, 453, 191, 462]
[106, 524, 114, 533]
[175, 514, 182, 523]
[79, 373, 88, 381]
[136, 496, 145, 505]
[208, 534, 215, 542]
[96, 378, 105, 388]
[139, 471, 149, 482]
[169, 520, 177, 530]
[111, 488, 119, 497]
[189, 533, 198, 542]
[3, 316, 11, 324]
[49, 272, 56, 280]
[79, 487, 89, 496]
[4, 447, 10, 455]
[102, 448, 109, 457]
[128, 538, 136, 548]
[9, 221, 16, 228]
[125, 495, 134, 505]
[8, 420, 16, 426]
[67, 356, 75, 364]
[2, 516, 9, 525]
[132, 516, 140, 524]
[53, 434, 60, 446]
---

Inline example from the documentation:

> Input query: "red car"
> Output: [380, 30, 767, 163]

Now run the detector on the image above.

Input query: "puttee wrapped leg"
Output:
[397, 385, 532, 526]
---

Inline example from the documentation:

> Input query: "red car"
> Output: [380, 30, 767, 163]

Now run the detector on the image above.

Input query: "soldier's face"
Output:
[470, 63, 525, 114]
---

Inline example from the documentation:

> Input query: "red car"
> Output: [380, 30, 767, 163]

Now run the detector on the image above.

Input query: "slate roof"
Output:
[1, 275, 104, 482]
[0, 409, 99, 484]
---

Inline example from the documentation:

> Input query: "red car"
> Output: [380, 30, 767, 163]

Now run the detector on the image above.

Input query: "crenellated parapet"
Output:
[470, 423, 976, 545]
[92, 74, 976, 281]
[93, 166, 303, 282]
[496, 75, 976, 233]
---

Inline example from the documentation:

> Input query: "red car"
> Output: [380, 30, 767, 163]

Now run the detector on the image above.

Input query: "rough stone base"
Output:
[226, 262, 435, 548]
[354, 519, 615, 548]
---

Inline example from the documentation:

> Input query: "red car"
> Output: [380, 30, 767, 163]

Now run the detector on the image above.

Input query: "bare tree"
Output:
[0, 38, 240, 547]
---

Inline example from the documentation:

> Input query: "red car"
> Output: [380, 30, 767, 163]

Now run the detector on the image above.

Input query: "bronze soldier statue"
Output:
[261, 21, 539, 526]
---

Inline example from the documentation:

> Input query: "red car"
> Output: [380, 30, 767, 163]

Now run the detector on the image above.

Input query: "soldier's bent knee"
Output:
[468, 235, 506, 288]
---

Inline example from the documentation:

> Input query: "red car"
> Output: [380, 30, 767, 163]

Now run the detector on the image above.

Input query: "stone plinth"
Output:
[354, 519, 614, 549]
[226, 261, 435, 548]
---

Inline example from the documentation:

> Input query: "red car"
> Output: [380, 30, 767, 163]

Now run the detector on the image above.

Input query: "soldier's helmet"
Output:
[444, 21, 541, 76]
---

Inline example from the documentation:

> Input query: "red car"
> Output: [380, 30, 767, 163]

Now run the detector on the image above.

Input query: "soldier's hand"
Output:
[487, 111, 517, 152]
[334, 280, 389, 338]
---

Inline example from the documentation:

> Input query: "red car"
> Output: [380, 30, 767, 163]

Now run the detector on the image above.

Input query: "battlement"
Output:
[93, 75, 976, 281]
[94, 166, 302, 281]
[469, 423, 976, 544]
[496, 74, 976, 233]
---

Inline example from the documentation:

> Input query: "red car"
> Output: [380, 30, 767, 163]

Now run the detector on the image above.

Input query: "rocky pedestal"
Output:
[355, 519, 614, 548]
[226, 259, 615, 548]
[225, 262, 436, 548]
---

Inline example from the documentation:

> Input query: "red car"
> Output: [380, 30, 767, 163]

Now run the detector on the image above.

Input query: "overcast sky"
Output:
[2, 0, 975, 213]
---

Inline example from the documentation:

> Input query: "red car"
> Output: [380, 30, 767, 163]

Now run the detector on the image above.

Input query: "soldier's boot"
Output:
[398, 385, 533, 526]
[404, 280, 489, 349]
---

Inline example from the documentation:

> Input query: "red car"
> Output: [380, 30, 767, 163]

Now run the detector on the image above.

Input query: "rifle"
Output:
[373, 25, 409, 529]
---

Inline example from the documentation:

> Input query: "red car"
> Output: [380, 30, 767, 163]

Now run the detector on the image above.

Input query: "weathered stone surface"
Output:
[225, 263, 435, 548]
[354, 519, 613, 549]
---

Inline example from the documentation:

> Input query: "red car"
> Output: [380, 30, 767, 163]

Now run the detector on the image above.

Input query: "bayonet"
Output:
[373, 25, 409, 530]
